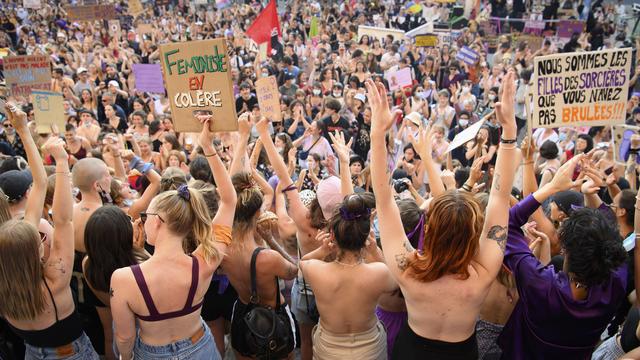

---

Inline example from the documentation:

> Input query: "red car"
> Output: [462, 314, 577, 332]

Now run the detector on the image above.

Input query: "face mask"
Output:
[333, 91, 342, 97]
[313, 89, 321, 96]
[458, 119, 469, 127]
[123, 199, 134, 207]
[462, 87, 470, 94]
[261, 72, 269, 77]
[97, 184, 113, 205]
[488, 94, 497, 101]
[559, 132, 567, 141]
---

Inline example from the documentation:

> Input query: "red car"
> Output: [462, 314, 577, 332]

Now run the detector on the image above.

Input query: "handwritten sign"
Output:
[160, 38, 237, 133]
[385, 68, 412, 91]
[23, 0, 41, 9]
[357, 25, 405, 42]
[456, 46, 479, 65]
[415, 34, 438, 47]
[255, 76, 282, 122]
[132, 64, 165, 94]
[128, 0, 144, 17]
[67, 4, 117, 22]
[31, 90, 65, 134]
[446, 120, 486, 153]
[4, 55, 51, 97]
[556, 20, 584, 39]
[532, 48, 632, 128]
[613, 125, 640, 164]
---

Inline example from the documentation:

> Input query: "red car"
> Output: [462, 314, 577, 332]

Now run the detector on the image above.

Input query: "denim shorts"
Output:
[290, 278, 319, 325]
[24, 332, 99, 360]
[133, 319, 221, 360]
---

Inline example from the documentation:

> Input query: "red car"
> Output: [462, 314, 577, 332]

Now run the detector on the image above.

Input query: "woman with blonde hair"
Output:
[366, 70, 519, 358]
[110, 116, 237, 359]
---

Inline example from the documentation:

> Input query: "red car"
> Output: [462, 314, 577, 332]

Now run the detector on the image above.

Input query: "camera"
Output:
[392, 178, 409, 193]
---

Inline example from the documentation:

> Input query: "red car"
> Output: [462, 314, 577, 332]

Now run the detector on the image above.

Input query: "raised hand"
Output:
[364, 79, 402, 136]
[409, 124, 434, 162]
[5, 101, 28, 130]
[329, 130, 353, 163]
[521, 135, 535, 161]
[43, 136, 68, 161]
[549, 153, 585, 192]
[468, 157, 485, 184]
[255, 116, 269, 135]
[196, 114, 215, 151]
[238, 112, 253, 136]
[495, 69, 517, 132]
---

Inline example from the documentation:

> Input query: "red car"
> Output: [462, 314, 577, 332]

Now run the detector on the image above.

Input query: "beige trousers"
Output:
[312, 321, 387, 360]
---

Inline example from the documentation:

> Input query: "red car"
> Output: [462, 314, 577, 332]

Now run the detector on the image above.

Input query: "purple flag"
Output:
[132, 64, 165, 94]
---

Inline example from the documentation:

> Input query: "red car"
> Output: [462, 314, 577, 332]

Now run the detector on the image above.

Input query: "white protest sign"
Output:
[532, 48, 632, 129]
[446, 120, 486, 153]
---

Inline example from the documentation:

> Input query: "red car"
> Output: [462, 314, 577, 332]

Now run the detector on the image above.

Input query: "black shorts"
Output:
[201, 277, 238, 322]
[392, 323, 478, 360]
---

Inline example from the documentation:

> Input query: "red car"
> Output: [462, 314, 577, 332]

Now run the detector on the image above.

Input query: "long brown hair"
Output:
[408, 190, 483, 282]
[0, 220, 47, 320]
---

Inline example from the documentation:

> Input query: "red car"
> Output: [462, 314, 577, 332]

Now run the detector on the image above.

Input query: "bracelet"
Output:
[282, 184, 297, 193]
[461, 184, 472, 192]
[500, 138, 517, 144]
[204, 152, 218, 158]
[523, 161, 534, 165]
[500, 143, 517, 150]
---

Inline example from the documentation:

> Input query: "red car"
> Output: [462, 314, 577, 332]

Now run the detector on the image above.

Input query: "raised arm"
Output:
[329, 130, 354, 196]
[7, 104, 47, 227]
[365, 79, 414, 279]
[229, 113, 252, 176]
[197, 116, 237, 228]
[256, 117, 312, 230]
[43, 137, 74, 284]
[128, 168, 160, 220]
[410, 125, 445, 198]
[474, 70, 519, 278]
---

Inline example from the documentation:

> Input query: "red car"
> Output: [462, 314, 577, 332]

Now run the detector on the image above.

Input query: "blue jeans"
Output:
[24, 332, 99, 360]
[133, 319, 221, 360]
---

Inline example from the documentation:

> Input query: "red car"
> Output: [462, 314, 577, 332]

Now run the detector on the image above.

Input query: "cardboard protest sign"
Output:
[385, 68, 412, 91]
[128, 0, 144, 17]
[23, 0, 42, 9]
[512, 34, 545, 53]
[31, 90, 65, 134]
[456, 46, 479, 65]
[532, 48, 632, 129]
[556, 20, 584, 39]
[357, 25, 405, 42]
[108, 20, 121, 34]
[415, 34, 438, 47]
[4, 55, 51, 97]
[137, 24, 153, 35]
[255, 76, 282, 122]
[159, 38, 237, 133]
[613, 125, 640, 165]
[132, 64, 165, 94]
[446, 120, 486, 153]
[67, 4, 117, 22]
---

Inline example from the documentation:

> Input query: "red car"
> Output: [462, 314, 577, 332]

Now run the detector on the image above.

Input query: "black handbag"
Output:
[239, 248, 295, 360]
[298, 136, 322, 161]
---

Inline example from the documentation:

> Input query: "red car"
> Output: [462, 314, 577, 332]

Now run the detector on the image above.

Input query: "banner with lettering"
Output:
[4, 55, 51, 97]
[160, 38, 237, 133]
[67, 4, 117, 21]
[31, 90, 65, 134]
[532, 48, 632, 129]
[255, 76, 282, 122]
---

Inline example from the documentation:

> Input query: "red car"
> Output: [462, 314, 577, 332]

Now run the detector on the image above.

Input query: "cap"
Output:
[551, 190, 584, 215]
[0, 170, 33, 203]
[316, 176, 342, 220]
[77, 67, 87, 74]
[108, 80, 120, 88]
[633, 107, 640, 115]
[354, 93, 366, 103]
[404, 111, 422, 126]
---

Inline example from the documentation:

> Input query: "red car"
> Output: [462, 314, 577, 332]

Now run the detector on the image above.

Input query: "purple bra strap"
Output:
[184, 255, 199, 309]
[130, 264, 159, 316]
[406, 213, 426, 255]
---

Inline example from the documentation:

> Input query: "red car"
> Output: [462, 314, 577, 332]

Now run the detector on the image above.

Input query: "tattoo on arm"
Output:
[493, 174, 501, 191]
[395, 240, 414, 271]
[109, 287, 114, 297]
[487, 225, 508, 253]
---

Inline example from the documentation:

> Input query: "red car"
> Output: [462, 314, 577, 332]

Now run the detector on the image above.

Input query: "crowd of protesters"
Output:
[1, 0, 640, 359]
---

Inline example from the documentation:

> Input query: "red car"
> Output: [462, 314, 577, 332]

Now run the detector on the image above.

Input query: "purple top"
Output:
[497, 195, 628, 359]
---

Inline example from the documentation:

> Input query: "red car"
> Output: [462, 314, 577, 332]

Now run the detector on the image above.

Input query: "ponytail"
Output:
[185, 187, 218, 263]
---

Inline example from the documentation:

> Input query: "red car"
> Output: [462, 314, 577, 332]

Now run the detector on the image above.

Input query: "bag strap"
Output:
[249, 247, 264, 304]
[297, 244, 312, 316]
[305, 136, 322, 152]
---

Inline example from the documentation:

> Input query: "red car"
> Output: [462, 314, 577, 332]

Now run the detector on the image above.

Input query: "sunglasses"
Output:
[139, 212, 164, 224]
[3, 123, 12, 128]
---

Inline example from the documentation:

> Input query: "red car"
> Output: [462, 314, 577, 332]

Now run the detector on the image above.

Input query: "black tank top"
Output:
[8, 279, 84, 348]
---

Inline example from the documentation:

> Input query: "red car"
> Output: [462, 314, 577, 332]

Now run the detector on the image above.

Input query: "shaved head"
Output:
[72, 158, 109, 193]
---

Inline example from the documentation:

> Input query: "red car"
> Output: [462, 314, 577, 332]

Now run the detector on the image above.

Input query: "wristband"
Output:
[141, 162, 153, 176]
[500, 138, 517, 144]
[204, 152, 218, 158]
[282, 184, 297, 193]
[461, 184, 472, 192]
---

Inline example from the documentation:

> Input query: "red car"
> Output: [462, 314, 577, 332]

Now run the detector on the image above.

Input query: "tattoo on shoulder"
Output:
[47, 258, 66, 274]
[487, 225, 508, 253]
[109, 287, 114, 298]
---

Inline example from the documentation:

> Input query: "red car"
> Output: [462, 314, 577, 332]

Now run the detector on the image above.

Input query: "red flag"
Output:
[245, 0, 281, 56]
